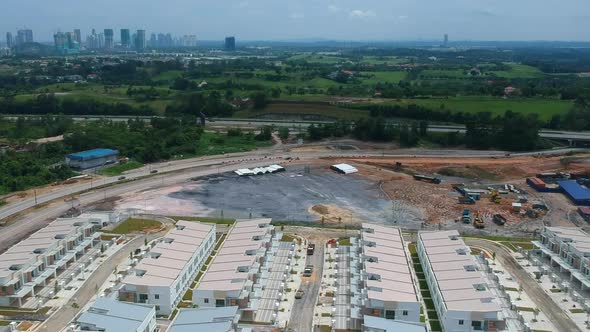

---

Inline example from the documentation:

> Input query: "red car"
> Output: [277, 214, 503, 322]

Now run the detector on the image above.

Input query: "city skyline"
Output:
[0, 0, 588, 42]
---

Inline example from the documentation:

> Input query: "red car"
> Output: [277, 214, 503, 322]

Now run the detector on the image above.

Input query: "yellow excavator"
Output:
[490, 189, 501, 204]
[474, 212, 485, 229]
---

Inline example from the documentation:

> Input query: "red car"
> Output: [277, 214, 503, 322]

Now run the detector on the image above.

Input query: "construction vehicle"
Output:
[490, 190, 501, 204]
[462, 209, 471, 224]
[458, 197, 475, 204]
[473, 212, 485, 229]
[493, 214, 506, 226]
[413, 174, 442, 184]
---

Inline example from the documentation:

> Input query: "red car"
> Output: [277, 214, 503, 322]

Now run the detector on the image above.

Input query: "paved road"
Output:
[36, 231, 163, 332]
[465, 238, 581, 332]
[289, 241, 324, 332]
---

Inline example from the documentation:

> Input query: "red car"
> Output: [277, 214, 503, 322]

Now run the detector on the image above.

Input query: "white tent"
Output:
[331, 163, 358, 174]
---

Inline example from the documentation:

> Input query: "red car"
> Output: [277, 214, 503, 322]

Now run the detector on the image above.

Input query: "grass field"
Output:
[375, 96, 572, 121]
[360, 56, 408, 65]
[360, 71, 407, 84]
[287, 54, 347, 64]
[104, 218, 162, 234]
[489, 64, 545, 79]
[234, 102, 369, 121]
[99, 161, 143, 176]
[194, 132, 272, 156]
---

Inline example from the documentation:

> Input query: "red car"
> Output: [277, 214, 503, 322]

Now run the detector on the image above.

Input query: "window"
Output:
[402, 310, 408, 316]
[154, 294, 160, 299]
[155, 305, 160, 311]
[216, 299, 225, 307]
[472, 321, 482, 330]
[139, 294, 148, 303]
[459, 320, 464, 325]
[385, 310, 395, 320]
[204, 298, 209, 304]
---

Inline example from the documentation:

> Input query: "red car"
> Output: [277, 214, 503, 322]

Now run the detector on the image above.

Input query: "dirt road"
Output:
[288, 241, 324, 332]
[465, 238, 581, 332]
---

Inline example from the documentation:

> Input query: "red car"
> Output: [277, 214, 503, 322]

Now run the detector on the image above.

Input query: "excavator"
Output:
[473, 212, 485, 229]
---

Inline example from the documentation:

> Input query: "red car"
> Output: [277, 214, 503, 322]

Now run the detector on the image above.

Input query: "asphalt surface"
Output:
[465, 238, 581, 332]
[36, 232, 163, 332]
[289, 241, 324, 332]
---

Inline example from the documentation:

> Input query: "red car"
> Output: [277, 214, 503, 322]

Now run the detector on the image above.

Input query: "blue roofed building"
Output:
[167, 306, 240, 332]
[75, 297, 156, 332]
[559, 180, 590, 206]
[65, 148, 119, 170]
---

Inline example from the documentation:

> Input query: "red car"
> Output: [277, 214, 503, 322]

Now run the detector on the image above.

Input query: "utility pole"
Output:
[34, 189, 38, 205]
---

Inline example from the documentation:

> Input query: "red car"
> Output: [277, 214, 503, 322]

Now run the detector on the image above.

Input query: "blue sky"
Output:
[2, 0, 589, 42]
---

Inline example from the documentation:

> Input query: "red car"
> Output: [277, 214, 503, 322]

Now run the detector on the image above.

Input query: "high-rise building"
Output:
[16, 29, 33, 46]
[443, 34, 449, 47]
[120, 29, 130, 48]
[135, 29, 146, 51]
[6, 32, 13, 48]
[104, 29, 114, 49]
[73, 29, 81, 44]
[224, 36, 235, 51]
[149, 33, 157, 47]
[54, 31, 80, 55]
[182, 35, 197, 47]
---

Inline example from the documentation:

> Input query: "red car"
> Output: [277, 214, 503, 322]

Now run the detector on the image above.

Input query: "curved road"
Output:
[0, 145, 585, 254]
[465, 238, 581, 332]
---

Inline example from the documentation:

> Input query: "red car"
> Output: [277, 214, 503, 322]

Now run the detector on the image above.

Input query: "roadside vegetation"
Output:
[102, 218, 162, 234]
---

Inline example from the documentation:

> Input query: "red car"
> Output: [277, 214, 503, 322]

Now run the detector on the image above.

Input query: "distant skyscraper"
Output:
[6, 32, 13, 48]
[149, 33, 157, 47]
[73, 29, 81, 44]
[98, 32, 104, 48]
[16, 29, 33, 46]
[135, 29, 146, 51]
[120, 29, 130, 48]
[104, 29, 114, 49]
[54, 31, 80, 54]
[224, 36, 236, 51]
[443, 34, 449, 47]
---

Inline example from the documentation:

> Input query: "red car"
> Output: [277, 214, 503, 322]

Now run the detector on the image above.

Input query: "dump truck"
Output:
[462, 209, 471, 223]
[493, 214, 506, 226]
[413, 174, 442, 184]
[473, 212, 485, 229]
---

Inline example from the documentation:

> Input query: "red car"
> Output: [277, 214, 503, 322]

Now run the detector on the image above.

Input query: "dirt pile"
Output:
[308, 204, 360, 225]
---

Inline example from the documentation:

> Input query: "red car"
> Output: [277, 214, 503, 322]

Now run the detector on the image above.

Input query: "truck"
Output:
[307, 244, 315, 255]
[473, 212, 485, 229]
[493, 214, 507, 226]
[413, 174, 442, 184]
[462, 209, 471, 223]
[458, 197, 475, 204]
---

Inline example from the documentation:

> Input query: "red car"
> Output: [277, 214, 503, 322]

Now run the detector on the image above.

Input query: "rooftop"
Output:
[363, 315, 425, 332]
[77, 297, 154, 332]
[196, 218, 271, 293]
[559, 180, 590, 200]
[545, 226, 590, 253]
[419, 230, 502, 313]
[122, 221, 214, 287]
[67, 148, 119, 161]
[0, 213, 109, 281]
[362, 223, 419, 305]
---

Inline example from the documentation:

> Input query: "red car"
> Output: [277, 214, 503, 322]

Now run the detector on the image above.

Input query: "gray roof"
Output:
[77, 298, 154, 332]
[168, 306, 239, 332]
[363, 316, 426, 332]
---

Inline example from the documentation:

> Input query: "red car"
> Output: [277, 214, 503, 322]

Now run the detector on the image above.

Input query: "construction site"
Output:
[112, 151, 590, 238]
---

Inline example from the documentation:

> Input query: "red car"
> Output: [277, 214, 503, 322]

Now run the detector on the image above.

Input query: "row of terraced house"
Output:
[0, 212, 122, 307]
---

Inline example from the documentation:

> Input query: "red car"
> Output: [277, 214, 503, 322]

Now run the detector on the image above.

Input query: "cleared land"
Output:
[103, 218, 162, 234]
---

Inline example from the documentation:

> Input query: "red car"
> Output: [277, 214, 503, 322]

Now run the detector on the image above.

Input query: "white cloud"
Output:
[398, 15, 408, 20]
[349, 9, 376, 18]
[328, 5, 341, 12]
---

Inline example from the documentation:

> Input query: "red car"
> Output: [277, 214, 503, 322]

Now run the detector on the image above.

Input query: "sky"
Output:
[2, 0, 589, 42]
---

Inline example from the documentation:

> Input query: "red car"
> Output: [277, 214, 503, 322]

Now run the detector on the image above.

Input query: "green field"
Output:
[99, 161, 144, 176]
[234, 102, 369, 121]
[287, 54, 347, 64]
[376, 96, 572, 121]
[489, 64, 545, 79]
[360, 71, 407, 84]
[360, 56, 408, 65]
[194, 132, 272, 156]
[421, 64, 545, 80]
[104, 218, 162, 234]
